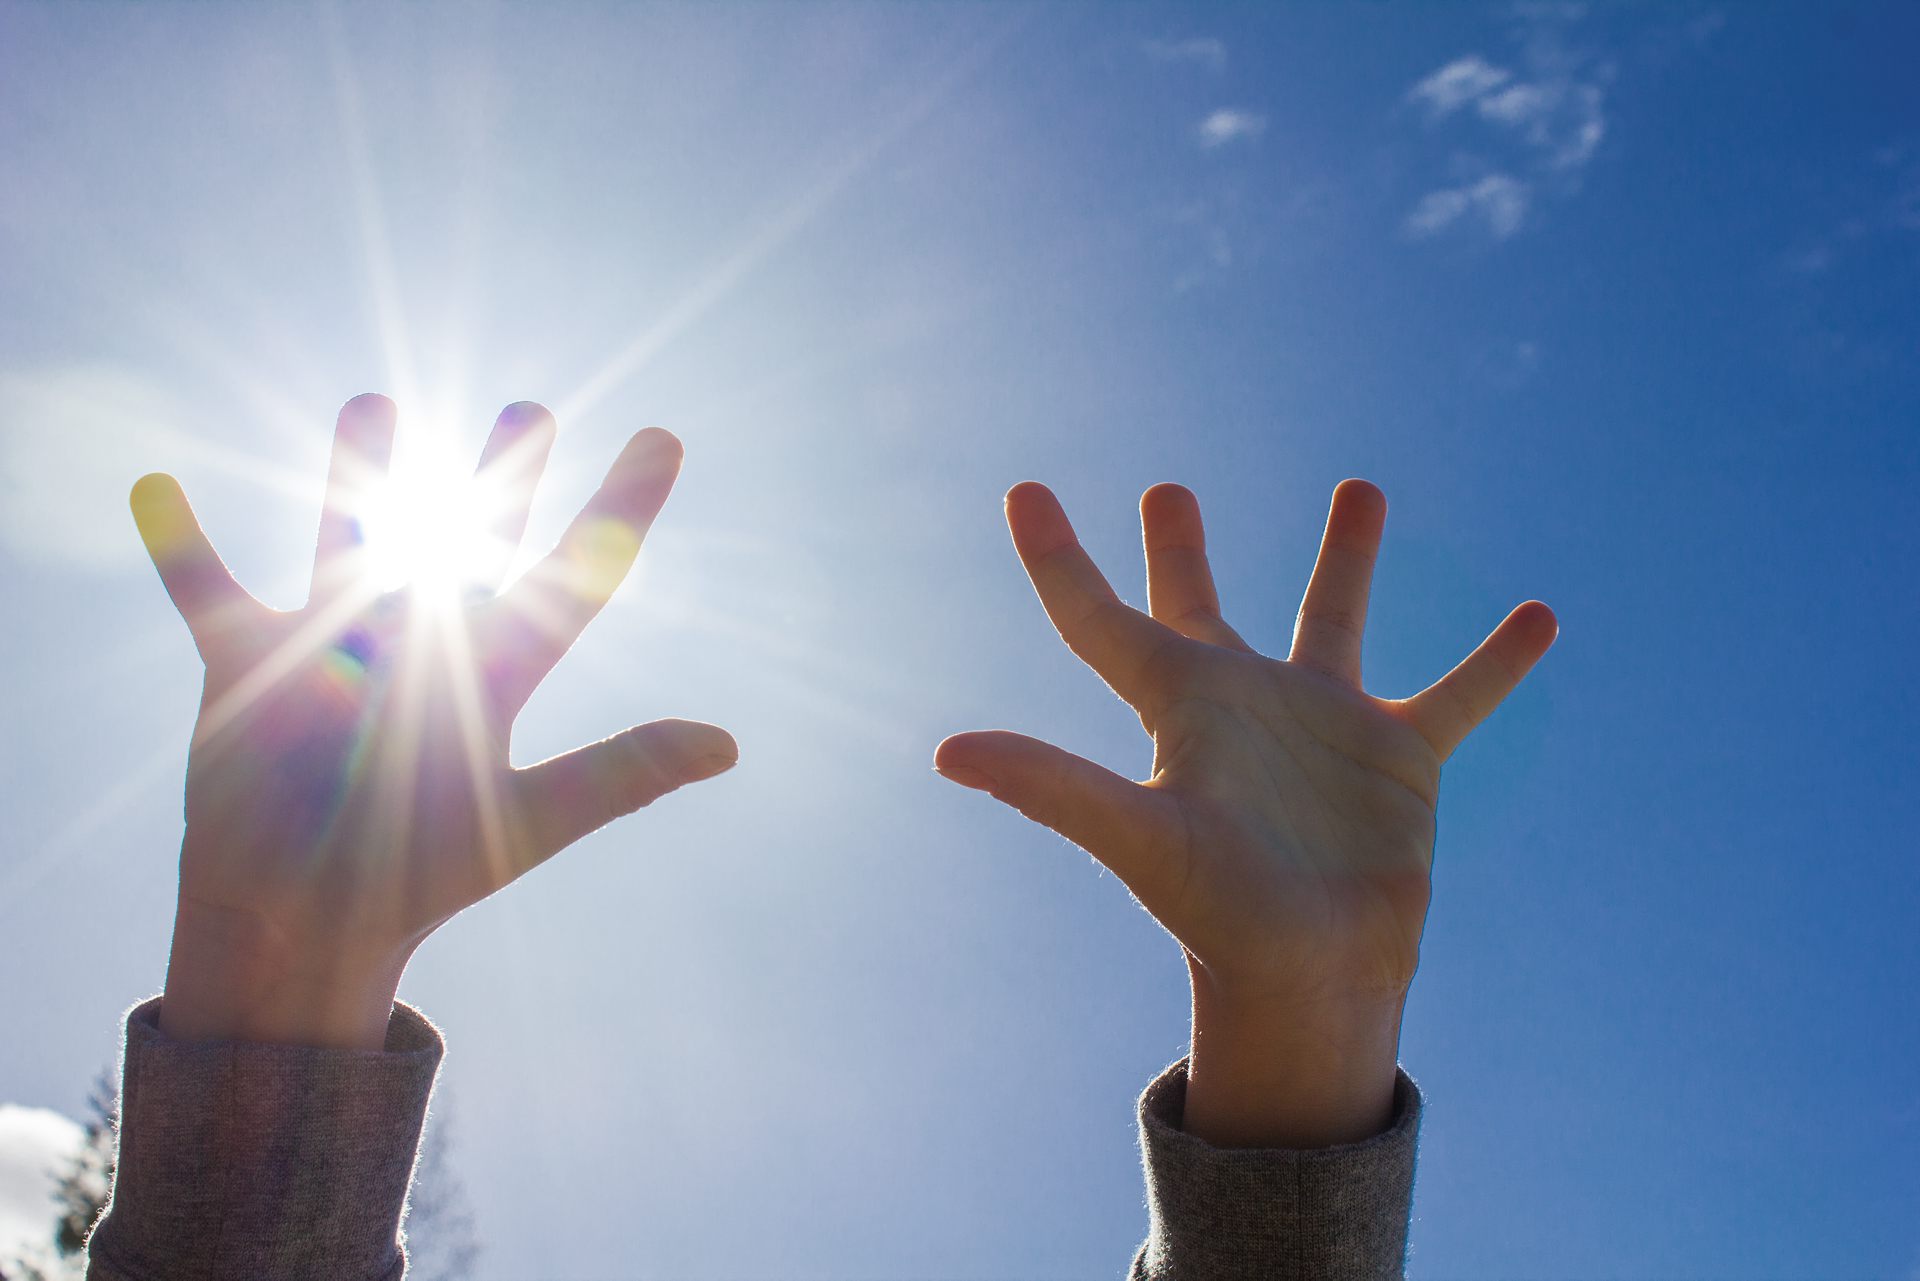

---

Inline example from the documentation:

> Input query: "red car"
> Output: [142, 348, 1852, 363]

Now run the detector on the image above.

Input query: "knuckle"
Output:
[605, 732, 673, 815]
[1303, 608, 1364, 642]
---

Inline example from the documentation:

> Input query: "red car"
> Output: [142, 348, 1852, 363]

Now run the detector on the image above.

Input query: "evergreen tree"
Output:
[404, 1110, 482, 1281]
[50, 1074, 115, 1257]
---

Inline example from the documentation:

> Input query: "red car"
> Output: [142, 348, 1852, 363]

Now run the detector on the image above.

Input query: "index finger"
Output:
[1006, 482, 1177, 709]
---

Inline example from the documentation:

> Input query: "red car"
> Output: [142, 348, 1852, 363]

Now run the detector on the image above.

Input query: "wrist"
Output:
[1181, 959, 1407, 1149]
[159, 895, 417, 1050]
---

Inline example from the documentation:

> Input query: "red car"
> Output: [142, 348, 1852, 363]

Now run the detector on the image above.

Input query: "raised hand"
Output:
[133, 394, 736, 1049]
[936, 480, 1555, 1147]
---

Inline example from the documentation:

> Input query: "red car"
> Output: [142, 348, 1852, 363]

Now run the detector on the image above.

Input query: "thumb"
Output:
[935, 730, 1183, 907]
[511, 718, 738, 866]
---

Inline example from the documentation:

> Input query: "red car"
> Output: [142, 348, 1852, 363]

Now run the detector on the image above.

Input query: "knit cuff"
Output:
[87, 997, 442, 1281]
[1131, 1059, 1421, 1281]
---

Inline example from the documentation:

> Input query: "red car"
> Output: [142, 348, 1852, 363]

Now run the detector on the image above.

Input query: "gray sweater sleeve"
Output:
[85, 1005, 1415, 1280]
[1130, 1060, 1421, 1281]
[86, 998, 443, 1281]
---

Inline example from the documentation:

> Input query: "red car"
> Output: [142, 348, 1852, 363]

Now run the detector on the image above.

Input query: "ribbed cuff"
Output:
[87, 997, 443, 1281]
[1130, 1059, 1421, 1281]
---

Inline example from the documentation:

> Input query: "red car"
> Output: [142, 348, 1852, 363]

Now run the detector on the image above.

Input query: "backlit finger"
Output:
[1400, 600, 1558, 758]
[1288, 479, 1386, 685]
[1141, 482, 1250, 651]
[935, 729, 1186, 912]
[130, 473, 258, 655]
[509, 718, 737, 876]
[472, 401, 558, 591]
[309, 393, 397, 606]
[1006, 481, 1177, 708]
[489, 427, 682, 705]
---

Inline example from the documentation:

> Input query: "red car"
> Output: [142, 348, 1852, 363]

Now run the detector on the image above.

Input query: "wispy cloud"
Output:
[1406, 173, 1532, 240]
[1400, 9, 1613, 239]
[1476, 78, 1606, 170]
[1197, 109, 1267, 150]
[1144, 37, 1227, 73]
[1780, 141, 1920, 277]
[1408, 55, 1513, 118]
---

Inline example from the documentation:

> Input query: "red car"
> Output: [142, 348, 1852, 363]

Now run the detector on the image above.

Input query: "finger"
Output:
[1006, 482, 1179, 707]
[1399, 600, 1558, 759]
[1288, 479, 1387, 686]
[129, 473, 258, 655]
[310, 393, 397, 605]
[935, 729, 1185, 910]
[471, 401, 558, 592]
[1140, 483, 1251, 651]
[487, 428, 682, 695]
[510, 718, 737, 869]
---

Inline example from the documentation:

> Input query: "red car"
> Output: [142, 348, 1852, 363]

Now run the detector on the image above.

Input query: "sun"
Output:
[355, 430, 514, 603]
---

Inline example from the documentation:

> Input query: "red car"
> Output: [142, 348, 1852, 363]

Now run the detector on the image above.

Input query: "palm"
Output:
[1147, 652, 1439, 1001]
[136, 395, 734, 959]
[937, 479, 1555, 1002]
[180, 603, 505, 939]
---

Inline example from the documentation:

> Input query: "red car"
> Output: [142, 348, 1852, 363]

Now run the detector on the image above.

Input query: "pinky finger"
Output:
[1399, 600, 1558, 759]
[130, 473, 257, 655]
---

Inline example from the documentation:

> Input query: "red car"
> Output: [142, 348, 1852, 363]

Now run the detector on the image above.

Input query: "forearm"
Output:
[1181, 959, 1407, 1149]
[159, 894, 417, 1051]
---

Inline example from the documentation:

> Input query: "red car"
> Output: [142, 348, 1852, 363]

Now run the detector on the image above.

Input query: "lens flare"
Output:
[355, 431, 512, 602]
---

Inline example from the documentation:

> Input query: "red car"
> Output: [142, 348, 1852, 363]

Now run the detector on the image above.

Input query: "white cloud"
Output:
[1477, 80, 1606, 170]
[1399, 14, 1612, 240]
[1476, 82, 1550, 125]
[1197, 109, 1267, 150]
[1408, 55, 1513, 118]
[1409, 52, 1607, 176]
[1144, 37, 1227, 73]
[0, 1104, 84, 1268]
[1406, 173, 1532, 240]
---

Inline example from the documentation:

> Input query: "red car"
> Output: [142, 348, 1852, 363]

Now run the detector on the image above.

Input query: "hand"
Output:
[133, 394, 736, 1050]
[935, 480, 1555, 1147]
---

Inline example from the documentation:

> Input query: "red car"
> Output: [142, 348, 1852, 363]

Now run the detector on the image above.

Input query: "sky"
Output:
[1, 2, 1917, 1277]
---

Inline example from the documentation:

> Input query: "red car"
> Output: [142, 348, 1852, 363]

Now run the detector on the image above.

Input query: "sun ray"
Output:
[554, 14, 1026, 426]
[321, 3, 420, 408]
[135, 290, 349, 456]
[194, 583, 382, 747]
[438, 604, 517, 888]
[0, 742, 185, 920]
[355, 598, 427, 913]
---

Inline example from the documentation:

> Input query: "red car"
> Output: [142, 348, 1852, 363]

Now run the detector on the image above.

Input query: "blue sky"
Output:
[2, 3, 1917, 1277]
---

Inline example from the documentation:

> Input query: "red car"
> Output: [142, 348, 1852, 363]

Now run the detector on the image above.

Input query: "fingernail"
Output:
[501, 400, 553, 427]
[935, 764, 995, 791]
[685, 753, 738, 783]
[634, 428, 682, 461]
